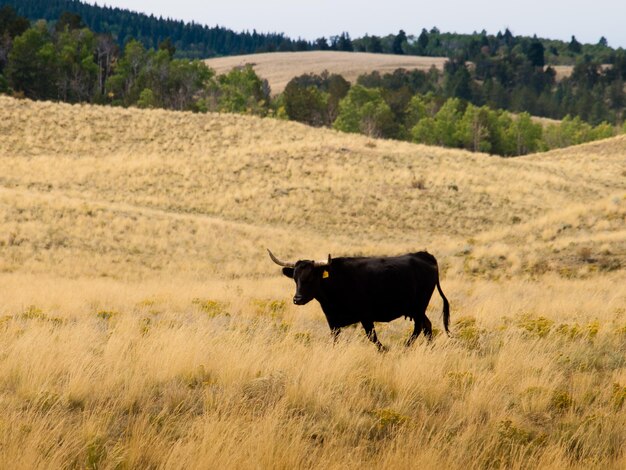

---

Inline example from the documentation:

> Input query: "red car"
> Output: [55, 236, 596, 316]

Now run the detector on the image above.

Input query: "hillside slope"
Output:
[0, 96, 624, 279]
[203, 51, 580, 95]
[204, 51, 448, 94]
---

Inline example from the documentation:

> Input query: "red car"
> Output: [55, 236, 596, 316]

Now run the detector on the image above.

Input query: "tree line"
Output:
[0, 8, 271, 113]
[1, 0, 309, 58]
[4, 0, 626, 127]
[352, 28, 617, 66]
[1, 7, 623, 157]
[3, 0, 624, 64]
[281, 73, 617, 156]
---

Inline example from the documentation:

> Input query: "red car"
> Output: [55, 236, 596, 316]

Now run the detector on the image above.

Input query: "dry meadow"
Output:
[203, 51, 581, 95]
[0, 96, 625, 469]
[204, 51, 448, 94]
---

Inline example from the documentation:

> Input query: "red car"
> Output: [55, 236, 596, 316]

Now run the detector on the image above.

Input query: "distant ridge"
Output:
[2, 0, 618, 63]
[205, 51, 449, 95]
[0, 0, 308, 58]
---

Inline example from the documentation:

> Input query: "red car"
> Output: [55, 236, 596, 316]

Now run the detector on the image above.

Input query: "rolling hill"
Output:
[203, 51, 583, 95]
[204, 51, 449, 94]
[1, 95, 623, 280]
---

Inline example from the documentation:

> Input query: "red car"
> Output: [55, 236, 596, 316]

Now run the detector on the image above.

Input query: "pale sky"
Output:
[87, 1, 626, 48]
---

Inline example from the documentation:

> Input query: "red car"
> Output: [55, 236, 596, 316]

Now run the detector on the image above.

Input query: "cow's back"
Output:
[321, 253, 439, 324]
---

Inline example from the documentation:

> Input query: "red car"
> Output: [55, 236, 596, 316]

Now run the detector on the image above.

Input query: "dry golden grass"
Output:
[1, 274, 624, 469]
[1, 96, 624, 279]
[0, 96, 625, 468]
[204, 51, 448, 94]
[529, 115, 562, 127]
[550, 64, 612, 81]
[551, 65, 576, 81]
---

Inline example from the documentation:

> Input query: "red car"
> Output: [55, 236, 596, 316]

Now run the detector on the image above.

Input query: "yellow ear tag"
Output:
[323, 270, 329, 279]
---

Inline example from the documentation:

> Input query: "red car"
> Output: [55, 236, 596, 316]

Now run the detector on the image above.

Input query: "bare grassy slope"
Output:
[204, 51, 448, 94]
[203, 52, 584, 95]
[0, 97, 625, 469]
[1, 96, 624, 279]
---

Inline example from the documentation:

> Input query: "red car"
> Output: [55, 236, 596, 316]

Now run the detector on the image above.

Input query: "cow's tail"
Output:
[436, 277, 450, 336]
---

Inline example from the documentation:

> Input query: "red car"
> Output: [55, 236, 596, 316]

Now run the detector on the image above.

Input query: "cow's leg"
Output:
[422, 315, 433, 341]
[406, 317, 424, 347]
[361, 321, 387, 352]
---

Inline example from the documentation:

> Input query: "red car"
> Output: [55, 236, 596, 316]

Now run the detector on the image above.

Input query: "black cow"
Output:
[268, 249, 450, 351]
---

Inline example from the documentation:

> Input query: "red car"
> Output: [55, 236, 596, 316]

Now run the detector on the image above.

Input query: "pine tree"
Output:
[568, 36, 582, 54]
[336, 32, 353, 52]
[367, 35, 383, 53]
[392, 29, 407, 55]
[527, 40, 545, 67]
[417, 29, 429, 51]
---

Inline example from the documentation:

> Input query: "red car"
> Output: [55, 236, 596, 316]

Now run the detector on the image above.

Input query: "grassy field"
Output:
[0, 95, 624, 469]
[204, 51, 449, 95]
[203, 51, 581, 95]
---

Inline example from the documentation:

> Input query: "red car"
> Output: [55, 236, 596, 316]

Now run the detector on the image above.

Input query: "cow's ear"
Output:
[282, 267, 295, 278]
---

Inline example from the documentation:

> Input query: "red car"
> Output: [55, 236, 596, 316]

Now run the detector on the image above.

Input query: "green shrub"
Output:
[549, 389, 573, 413]
[252, 299, 287, 318]
[516, 313, 553, 338]
[192, 298, 230, 317]
[455, 316, 482, 349]
[96, 310, 119, 321]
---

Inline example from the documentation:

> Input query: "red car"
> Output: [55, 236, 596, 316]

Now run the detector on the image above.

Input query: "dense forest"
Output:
[0, 0, 309, 57]
[352, 28, 618, 66]
[1, 3, 625, 157]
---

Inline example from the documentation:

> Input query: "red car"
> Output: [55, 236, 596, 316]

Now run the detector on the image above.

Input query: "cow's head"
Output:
[268, 249, 331, 305]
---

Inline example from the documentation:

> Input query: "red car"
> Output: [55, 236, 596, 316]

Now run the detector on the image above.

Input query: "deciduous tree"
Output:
[334, 85, 396, 138]
[7, 21, 58, 99]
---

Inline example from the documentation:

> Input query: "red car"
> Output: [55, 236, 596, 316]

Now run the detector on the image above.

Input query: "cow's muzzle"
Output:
[293, 295, 307, 305]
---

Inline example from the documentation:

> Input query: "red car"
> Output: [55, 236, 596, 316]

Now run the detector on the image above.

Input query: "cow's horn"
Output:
[267, 249, 295, 268]
[314, 254, 332, 267]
